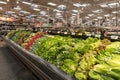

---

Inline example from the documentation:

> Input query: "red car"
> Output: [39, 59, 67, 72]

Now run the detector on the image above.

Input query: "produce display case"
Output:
[1, 35, 75, 80]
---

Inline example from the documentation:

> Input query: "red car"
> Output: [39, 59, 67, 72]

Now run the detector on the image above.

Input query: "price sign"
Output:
[95, 34, 101, 38]
[64, 32, 67, 34]
[71, 32, 75, 35]
[110, 35, 118, 39]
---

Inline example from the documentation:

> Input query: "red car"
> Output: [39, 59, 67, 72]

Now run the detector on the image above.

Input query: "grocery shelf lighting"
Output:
[22, 1, 31, 5]
[0, 1, 7, 4]
[48, 2, 57, 6]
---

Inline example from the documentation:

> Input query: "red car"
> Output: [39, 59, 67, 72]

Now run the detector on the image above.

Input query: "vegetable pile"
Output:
[6, 30, 120, 80]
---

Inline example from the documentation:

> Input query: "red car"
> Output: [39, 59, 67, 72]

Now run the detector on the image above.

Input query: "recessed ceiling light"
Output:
[48, 2, 57, 6]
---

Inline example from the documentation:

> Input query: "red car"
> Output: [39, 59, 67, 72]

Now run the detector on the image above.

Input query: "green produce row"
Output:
[6, 30, 120, 80]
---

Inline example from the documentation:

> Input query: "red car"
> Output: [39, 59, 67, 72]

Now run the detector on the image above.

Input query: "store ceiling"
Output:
[0, 0, 120, 23]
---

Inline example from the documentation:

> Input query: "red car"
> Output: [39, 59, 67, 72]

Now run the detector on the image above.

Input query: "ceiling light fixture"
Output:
[48, 2, 57, 6]
[33, 8, 40, 11]
[22, 1, 31, 5]
[88, 14, 94, 16]
[72, 10, 78, 13]
[92, 9, 103, 13]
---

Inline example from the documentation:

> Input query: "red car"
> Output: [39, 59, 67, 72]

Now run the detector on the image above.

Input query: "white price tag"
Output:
[71, 33, 75, 35]
[64, 32, 67, 34]
[95, 34, 101, 38]
[111, 35, 118, 39]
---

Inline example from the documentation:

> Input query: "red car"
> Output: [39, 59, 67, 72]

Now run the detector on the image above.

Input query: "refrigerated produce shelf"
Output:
[1, 36, 75, 80]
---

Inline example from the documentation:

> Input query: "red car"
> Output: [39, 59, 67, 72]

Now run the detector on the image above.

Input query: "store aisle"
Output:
[0, 45, 38, 80]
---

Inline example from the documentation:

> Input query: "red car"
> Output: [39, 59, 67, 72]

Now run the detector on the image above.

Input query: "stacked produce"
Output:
[5, 30, 120, 80]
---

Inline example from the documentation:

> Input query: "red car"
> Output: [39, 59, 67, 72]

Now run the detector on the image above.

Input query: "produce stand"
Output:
[1, 36, 75, 80]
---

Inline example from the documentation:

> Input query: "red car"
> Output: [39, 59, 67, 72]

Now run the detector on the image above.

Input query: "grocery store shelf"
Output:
[1, 36, 75, 80]
[0, 45, 38, 80]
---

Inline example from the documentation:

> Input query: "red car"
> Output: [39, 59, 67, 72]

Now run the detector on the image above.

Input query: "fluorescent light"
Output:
[72, 10, 78, 13]
[7, 11, 15, 14]
[22, 1, 31, 5]
[72, 13, 77, 16]
[0, 1, 7, 4]
[97, 17, 102, 19]
[56, 13, 61, 16]
[20, 11, 30, 14]
[53, 9, 61, 12]
[33, 8, 40, 11]
[73, 3, 81, 7]
[108, 2, 119, 8]
[88, 14, 94, 16]
[73, 3, 89, 7]
[48, 2, 56, 6]
[112, 11, 118, 14]
[92, 9, 103, 13]
[100, 4, 108, 7]
[104, 14, 110, 17]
